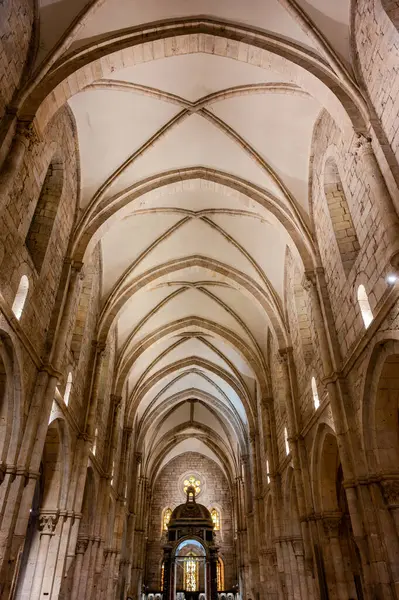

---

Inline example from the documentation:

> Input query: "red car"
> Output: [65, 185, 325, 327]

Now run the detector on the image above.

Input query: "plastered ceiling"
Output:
[33, 0, 356, 483]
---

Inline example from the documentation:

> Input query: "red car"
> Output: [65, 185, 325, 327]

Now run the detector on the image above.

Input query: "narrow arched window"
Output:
[92, 428, 98, 456]
[12, 275, 29, 320]
[26, 156, 64, 273]
[324, 158, 360, 276]
[217, 558, 224, 591]
[163, 508, 172, 531]
[311, 376, 320, 409]
[284, 427, 290, 456]
[266, 460, 270, 484]
[161, 562, 165, 590]
[211, 508, 220, 531]
[110, 459, 115, 486]
[64, 372, 73, 406]
[357, 284, 373, 329]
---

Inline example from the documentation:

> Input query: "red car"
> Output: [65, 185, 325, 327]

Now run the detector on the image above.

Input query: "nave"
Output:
[1, 1, 399, 599]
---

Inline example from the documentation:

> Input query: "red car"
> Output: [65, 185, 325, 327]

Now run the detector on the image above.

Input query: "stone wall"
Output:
[0, 105, 79, 357]
[354, 0, 399, 170]
[0, 0, 34, 122]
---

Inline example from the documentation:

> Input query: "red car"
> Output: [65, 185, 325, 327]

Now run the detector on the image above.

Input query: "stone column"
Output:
[210, 548, 218, 600]
[278, 350, 315, 596]
[50, 511, 76, 598]
[0, 121, 40, 210]
[105, 548, 118, 599]
[248, 436, 262, 592]
[322, 514, 349, 600]
[29, 512, 59, 598]
[234, 475, 248, 600]
[87, 536, 103, 599]
[292, 539, 308, 600]
[163, 547, 172, 600]
[280, 539, 294, 600]
[354, 134, 399, 270]
[379, 479, 399, 596]
[50, 261, 84, 369]
[0, 366, 61, 590]
[71, 537, 88, 600]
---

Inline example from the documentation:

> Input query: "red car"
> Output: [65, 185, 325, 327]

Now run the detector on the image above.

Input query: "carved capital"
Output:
[292, 539, 304, 557]
[322, 513, 342, 538]
[16, 120, 41, 148]
[38, 513, 59, 534]
[265, 547, 277, 567]
[76, 538, 89, 554]
[277, 351, 288, 369]
[92, 340, 106, 356]
[111, 395, 122, 412]
[241, 454, 250, 467]
[381, 479, 399, 507]
[302, 270, 317, 292]
[353, 133, 373, 159]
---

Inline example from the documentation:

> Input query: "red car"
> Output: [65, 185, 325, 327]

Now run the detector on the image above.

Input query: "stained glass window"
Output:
[184, 476, 201, 495]
[163, 508, 172, 531]
[211, 508, 220, 531]
[184, 554, 198, 591]
[217, 559, 224, 591]
[161, 562, 165, 590]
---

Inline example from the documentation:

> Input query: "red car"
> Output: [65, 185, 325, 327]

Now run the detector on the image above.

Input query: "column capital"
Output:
[291, 539, 304, 557]
[302, 270, 317, 291]
[92, 340, 106, 355]
[241, 454, 250, 466]
[249, 431, 258, 444]
[38, 512, 59, 535]
[381, 479, 399, 508]
[76, 537, 89, 554]
[278, 347, 293, 367]
[322, 512, 342, 538]
[111, 394, 122, 408]
[16, 119, 41, 148]
[353, 133, 373, 158]
[261, 396, 273, 407]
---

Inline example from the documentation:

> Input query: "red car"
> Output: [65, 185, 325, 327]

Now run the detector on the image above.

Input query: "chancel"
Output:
[1, 2, 399, 600]
[162, 485, 218, 600]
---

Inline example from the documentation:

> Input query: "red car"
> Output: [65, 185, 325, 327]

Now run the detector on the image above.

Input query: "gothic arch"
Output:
[311, 422, 340, 513]
[21, 22, 367, 134]
[0, 329, 23, 465]
[25, 151, 64, 273]
[361, 335, 399, 473]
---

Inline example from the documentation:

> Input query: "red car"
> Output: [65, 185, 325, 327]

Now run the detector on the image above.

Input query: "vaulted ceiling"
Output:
[33, 0, 357, 484]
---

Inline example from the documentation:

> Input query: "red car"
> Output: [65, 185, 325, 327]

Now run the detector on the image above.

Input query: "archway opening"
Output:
[373, 353, 399, 473]
[317, 430, 364, 599]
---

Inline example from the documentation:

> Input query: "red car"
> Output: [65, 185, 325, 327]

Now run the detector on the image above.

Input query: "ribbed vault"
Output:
[22, 0, 363, 488]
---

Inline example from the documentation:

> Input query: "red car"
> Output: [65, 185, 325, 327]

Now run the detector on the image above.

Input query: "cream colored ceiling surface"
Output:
[35, 0, 353, 480]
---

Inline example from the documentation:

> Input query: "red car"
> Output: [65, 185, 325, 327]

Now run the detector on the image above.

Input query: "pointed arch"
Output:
[26, 153, 64, 273]
[323, 156, 360, 277]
